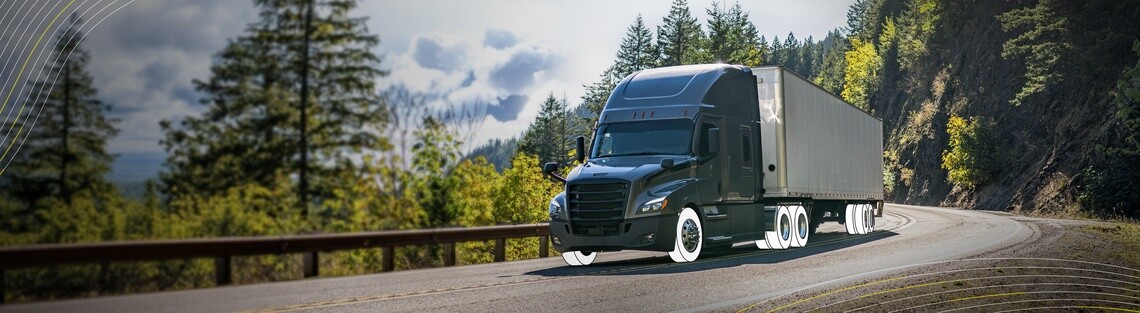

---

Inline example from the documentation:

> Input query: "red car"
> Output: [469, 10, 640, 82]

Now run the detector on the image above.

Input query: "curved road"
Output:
[3, 204, 1037, 313]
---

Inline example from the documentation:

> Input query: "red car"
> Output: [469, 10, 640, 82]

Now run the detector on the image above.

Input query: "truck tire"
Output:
[561, 251, 596, 266]
[790, 205, 809, 247]
[668, 207, 703, 262]
[757, 206, 792, 250]
[863, 204, 875, 234]
[846, 204, 874, 235]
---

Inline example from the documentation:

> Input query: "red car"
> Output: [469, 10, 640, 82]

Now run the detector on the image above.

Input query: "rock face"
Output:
[868, 0, 1139, 213]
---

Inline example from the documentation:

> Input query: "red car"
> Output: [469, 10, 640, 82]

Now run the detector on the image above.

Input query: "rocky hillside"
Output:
[866, 0, 1140, 214]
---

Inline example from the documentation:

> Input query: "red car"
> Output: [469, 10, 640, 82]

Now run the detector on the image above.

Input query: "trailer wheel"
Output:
[757, 206, 792, 250]
[790, 206, 810, 247]
[561, 251, 596, 266]
[844, 204, 857, 234]
[863, 204, 875, 234]
[668, 207, 703, 262]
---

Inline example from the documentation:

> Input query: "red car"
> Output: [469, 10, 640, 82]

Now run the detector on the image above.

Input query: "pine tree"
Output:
[706, 1, 762, 66]
[782, 33, 801, 71]
[519, 93, 571, 166]
[813, 30, 850, 95]
[657, 0, 705, 66]
[768, 35, 784, 65]
[582, 15, 660, 115]
[997, 0, 1071, 106]
[4, 13, 119, 217]
[614, 15, 659, 76]
[161, 0, 387, 215]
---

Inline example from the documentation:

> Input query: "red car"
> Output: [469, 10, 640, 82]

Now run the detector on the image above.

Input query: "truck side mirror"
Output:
[542, 162, 559, 173]
[542, 162, 566, 184]
[707, 128, 720, 154]
[575, 136, 586, 163]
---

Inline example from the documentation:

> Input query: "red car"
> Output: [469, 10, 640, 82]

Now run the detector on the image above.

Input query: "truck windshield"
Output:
[591, 119, 694, 158]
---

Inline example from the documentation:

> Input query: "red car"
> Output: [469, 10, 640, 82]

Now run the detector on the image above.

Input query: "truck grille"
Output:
[568, 182, 628, 236]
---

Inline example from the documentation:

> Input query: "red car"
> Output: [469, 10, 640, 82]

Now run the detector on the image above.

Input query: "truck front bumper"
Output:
[549, 214, 678, 253]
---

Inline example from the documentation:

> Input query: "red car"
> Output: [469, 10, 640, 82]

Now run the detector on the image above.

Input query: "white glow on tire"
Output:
[845, 204, 857, 235]
[561, 251, 596, 266]
[669, 207, 703, 262]
[790, 205, 809, 247]
[757, 206, 792, 250]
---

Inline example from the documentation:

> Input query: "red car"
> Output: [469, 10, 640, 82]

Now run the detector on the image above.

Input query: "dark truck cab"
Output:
[544, 64, 883, 266]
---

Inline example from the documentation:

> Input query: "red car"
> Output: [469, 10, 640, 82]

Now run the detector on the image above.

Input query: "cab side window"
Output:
[698, 122, 717, 156]
[740, 126, 752, 169]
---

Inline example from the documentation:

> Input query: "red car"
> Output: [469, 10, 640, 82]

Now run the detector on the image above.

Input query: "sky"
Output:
[0, 0, 856, 182]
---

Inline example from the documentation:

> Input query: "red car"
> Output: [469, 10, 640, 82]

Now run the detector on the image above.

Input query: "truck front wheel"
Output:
[561, 251, 597, 266]
[668, 207, 703, 263]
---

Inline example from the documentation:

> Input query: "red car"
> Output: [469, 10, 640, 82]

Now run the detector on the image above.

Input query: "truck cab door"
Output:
[695, 117, 725, 203]
[729, 124, 756, 201]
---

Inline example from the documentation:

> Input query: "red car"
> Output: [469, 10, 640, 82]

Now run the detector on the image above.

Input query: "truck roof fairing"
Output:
[599, 64, 757, 124]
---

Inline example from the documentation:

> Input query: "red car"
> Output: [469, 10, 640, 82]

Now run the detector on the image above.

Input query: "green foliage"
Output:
[705, 1, 763, 66]
[1080, 41, 1140, 218]
[997, 0, 1072, 106]
[657, 0, 705, 66]
[465, 138, 518, 172]
[940, 114, 1001, 190]
[4, 13, 119, 225]
[895, 0, 939, 72]
[160, 0, 387, 208]
[842, 38, 882, 110]
[519, 94, 578, 166]
[814, 30, 850, 95]
[583, 15, 660, 115]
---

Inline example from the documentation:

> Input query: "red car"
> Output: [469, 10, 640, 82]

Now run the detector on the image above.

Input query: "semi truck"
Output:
[542, 64, 884, 265]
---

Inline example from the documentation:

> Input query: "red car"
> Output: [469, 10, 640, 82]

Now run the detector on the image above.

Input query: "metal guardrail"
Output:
[0, 223, 551, 304]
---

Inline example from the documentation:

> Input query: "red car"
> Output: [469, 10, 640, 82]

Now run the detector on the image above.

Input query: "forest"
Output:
[1, 0, 1138, 303]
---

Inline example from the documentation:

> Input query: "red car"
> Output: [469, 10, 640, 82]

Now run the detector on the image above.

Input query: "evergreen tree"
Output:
[4, 13, 119, 222]
[768, 35, 784, 65]
[519, 93, 571, 166]
[813, 30, 850, 95]
[781, 33, 801, 71]
[614, 15, 659, 77]
[582, 15, 660, 115]
[705, 1, 763, 65]
[657, 0, 705, 66]
[161, 0, 387, 216]
[997, 0, 1072, 106]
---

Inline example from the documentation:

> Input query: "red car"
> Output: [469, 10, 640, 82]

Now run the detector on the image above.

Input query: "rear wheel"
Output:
[790, 206, 810, 247]
[668, 207, 703, 262]
[561, 251, 596, 266]
[757, 206, 792, 250]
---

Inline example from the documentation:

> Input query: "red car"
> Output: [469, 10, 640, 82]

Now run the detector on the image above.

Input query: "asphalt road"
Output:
[2, 204, 1037, 313]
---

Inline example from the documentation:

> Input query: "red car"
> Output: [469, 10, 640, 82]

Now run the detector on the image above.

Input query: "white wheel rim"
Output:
[670, 208, 703, 262]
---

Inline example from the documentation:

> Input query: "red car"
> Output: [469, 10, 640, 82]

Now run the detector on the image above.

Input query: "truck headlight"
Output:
[637, 198, 668, 214]
[549, 199, 565, 220]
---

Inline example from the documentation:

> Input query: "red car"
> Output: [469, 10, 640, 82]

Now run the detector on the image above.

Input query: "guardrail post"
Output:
[303, 252, 319, 278]
[215, 255, 232, 286]
[444, 243, 456, 267]
[2, 267, 6, 304]
[494, 239, 506, 262]
[382, 246, 394, 272]
[539, 235, 549, 258]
